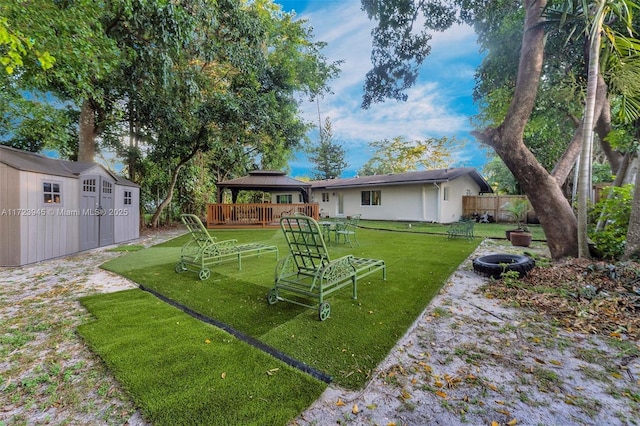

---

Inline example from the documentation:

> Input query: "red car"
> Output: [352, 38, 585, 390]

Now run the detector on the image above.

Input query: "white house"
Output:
[309, 168, 492, 223]
[0, 145, 140, 266]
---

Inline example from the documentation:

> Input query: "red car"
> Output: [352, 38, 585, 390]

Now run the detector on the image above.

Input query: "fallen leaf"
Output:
[266, 368, 279, 376]
[204, 339, 211, 344]
[507, 419, 518, 425]
[550, 360, 562, 366]
[491, 421, 499, 426]
[221, 372, 226, 379]
[435, 390, 447, 399]
[336, 398, 345, 407]
[352, 404, 359, 414]
[366, 403, 377, 410]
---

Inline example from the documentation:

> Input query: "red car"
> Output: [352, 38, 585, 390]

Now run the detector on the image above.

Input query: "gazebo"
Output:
[207, 170, 318, 227]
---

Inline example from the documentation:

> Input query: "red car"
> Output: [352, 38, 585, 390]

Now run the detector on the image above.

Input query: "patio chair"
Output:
[267, 215, 386, 320]
[334, 214, 361, 247]
[175, 214, 279, 280]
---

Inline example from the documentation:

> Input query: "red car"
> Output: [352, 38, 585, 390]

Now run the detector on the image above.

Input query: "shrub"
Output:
[589, 184, 633, 259]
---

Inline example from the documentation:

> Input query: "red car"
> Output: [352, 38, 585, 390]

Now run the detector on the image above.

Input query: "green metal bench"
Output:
[446, 220, 475, 240]
[175, 214, 278, 280]
[267, 215, 386, 321]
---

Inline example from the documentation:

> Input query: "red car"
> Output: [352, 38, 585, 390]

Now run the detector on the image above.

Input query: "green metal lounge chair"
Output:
[175, 214, 278, 280]
[267, 215, 386, 320]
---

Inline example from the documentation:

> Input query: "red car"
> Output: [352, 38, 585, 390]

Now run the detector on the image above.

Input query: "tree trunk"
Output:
[78, 99, 96, 162]
[552, 74, 611, 186]
[150, 163, 185, 228]
[474, 0, 578, 260]
[623, 151, 640, 260]
[577, 12, 604, 259]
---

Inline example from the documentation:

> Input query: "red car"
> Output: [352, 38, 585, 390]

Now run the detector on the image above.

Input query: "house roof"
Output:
[310, 167, 493, 193]
[0, 145, 139, 187]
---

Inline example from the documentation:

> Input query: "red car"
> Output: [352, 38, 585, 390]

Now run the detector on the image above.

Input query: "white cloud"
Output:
[287, 1, 484, 176]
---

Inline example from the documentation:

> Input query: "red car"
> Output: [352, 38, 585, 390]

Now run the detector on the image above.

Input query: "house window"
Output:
[443, 187, 449, 201]
[43, 182, 61, 204]
[276, 194, 292, 203]
[322, 192, 330, 202]
[124, 190, 132, 205]
[361, 190, 381, 206]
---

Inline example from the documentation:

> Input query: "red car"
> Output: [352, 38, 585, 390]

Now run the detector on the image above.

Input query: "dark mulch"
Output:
[484, 258, 640, 340]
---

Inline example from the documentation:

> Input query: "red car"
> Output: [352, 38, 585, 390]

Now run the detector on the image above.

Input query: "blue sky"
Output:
[277, 0, 490, 178]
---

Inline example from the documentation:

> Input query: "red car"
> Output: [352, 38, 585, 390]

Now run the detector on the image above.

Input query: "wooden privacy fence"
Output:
[462, 195, 535, 223]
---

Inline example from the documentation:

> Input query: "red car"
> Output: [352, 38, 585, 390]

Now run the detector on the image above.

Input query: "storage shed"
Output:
[0, 145, 140, 266]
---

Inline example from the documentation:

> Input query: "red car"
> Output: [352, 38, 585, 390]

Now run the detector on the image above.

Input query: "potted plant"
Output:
[502, 198, 532, 246]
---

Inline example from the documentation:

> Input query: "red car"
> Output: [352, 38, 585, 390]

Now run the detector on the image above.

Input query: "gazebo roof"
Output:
[218, 170, 310, 190]
[217, 170, 311, 202]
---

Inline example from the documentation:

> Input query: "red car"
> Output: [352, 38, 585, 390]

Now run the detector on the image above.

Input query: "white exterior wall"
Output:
[19, 170, 80, 265]
[113, 185, 140, 243]
[440, 175, 481, 223]
[311, 174, 483, 223]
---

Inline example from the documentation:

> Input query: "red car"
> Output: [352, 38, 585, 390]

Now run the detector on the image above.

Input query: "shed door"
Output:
[80, 176, 114, 250]
[99, 179, 114, 246]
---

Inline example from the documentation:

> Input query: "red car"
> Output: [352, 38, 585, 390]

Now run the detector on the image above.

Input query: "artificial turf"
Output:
[80, 226, 480, 424]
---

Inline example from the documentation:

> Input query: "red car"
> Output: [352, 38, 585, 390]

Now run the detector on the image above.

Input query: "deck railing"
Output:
[206, 203, 319, 227]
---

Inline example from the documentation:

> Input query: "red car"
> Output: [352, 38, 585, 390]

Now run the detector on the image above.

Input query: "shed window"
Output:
[443, 187, 449, 201]
[43, 182, 61, 204]
[83, 179, 96, 192]
[102, 180, 112, 194]
[361, 190, 381, 206]
[322, 192, 330, 202]
[124, 190, 132, 205]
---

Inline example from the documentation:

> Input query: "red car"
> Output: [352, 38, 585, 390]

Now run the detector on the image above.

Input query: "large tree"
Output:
[361, 0, 640, 260]
[136, 0, 339, 226]
[358, 135, 454, 175]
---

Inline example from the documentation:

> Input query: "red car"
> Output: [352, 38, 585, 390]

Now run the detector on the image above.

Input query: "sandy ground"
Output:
[2, 230, 638, 425]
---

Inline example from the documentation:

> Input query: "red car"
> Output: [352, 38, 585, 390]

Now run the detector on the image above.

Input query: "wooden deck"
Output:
[206, 203, 319, 228]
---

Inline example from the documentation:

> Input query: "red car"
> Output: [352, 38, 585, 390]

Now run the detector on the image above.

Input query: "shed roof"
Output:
[310, 167, 492, 193]
[0, 145, 139, 187]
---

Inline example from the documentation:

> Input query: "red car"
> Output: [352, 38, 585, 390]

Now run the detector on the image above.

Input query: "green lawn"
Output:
[361, 219, 547, 241]
[79, 226, 482, 425]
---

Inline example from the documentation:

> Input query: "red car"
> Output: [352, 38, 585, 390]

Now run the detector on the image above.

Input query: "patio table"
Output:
[318, 220, 335, 244]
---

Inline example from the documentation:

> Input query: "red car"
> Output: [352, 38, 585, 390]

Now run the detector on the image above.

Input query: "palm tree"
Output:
[544, 0, 639, 257]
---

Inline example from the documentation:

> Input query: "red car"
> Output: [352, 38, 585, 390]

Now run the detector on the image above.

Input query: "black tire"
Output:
[472, 254, 535, 279]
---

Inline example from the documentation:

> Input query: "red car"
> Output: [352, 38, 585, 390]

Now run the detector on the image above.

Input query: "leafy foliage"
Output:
[358, 135, 454, 175]
[589, 184, 634, 259]
[482, 156, 520, 194]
